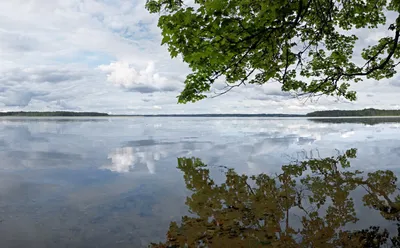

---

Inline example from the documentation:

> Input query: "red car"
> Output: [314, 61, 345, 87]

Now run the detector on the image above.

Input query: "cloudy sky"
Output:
[0, 0, 399, 114]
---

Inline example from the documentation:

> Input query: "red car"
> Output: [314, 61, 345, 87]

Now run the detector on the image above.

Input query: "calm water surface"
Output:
[1, 117, 400, 247]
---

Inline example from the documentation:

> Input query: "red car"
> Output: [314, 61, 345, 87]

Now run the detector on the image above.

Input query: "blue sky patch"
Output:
[54, 51, 115, 67]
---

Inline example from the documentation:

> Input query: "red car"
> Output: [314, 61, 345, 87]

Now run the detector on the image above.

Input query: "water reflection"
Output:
[102, 146, 168, 174]
[1, 118, 400, 247]
[309, 117, 400, 125]
[153, 149, 400, 247]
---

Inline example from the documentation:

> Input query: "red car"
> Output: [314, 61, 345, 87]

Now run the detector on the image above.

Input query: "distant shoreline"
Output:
[111, 114, 305, 117]
[306, 108, 400, 117]
[0, 111, 109, 117]
[0, 111, 303, 117]
[1, 115, 400, 119]
[307, 116, 400, 119]
[1, 109, 400, 117]
[2, 115, 400, 118]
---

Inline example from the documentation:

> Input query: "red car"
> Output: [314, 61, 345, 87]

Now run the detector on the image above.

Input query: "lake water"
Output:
[1, 117, 400, 247]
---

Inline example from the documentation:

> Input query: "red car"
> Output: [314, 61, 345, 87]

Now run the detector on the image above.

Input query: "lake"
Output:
[1, 117, 400, 247]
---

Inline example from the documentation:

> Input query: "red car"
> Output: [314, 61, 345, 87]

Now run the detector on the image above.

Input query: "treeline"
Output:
[306, 108, 400, 117]
[0, 111, 109, 117]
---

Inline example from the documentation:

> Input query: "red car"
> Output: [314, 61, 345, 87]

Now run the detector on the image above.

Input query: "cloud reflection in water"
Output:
[102, 146, 169, 174]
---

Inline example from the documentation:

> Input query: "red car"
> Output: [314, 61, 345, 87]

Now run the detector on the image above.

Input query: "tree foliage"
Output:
[150, 149, 400, 247]
[146, 0, 400, 103]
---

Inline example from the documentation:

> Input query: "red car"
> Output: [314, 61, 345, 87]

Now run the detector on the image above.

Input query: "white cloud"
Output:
[99, 61, 180, 93]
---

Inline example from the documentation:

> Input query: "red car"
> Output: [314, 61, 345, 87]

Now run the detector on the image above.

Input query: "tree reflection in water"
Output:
[150, 149, 400, 247]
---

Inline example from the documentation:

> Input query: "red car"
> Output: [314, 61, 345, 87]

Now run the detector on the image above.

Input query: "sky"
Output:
[0, 0, 399, 114]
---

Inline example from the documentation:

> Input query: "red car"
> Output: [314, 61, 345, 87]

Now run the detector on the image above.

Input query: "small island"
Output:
[0, 111, 109, 117]
[306, 108, 400, 117]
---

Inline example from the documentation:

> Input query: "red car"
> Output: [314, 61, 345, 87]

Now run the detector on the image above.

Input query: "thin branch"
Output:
[361, 39, 391, 70]
[343, 20, 400, 77]
[245, 181, 256, 196]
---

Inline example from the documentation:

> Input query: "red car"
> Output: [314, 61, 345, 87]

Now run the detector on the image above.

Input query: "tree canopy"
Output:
[146, 0, 400, 103]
